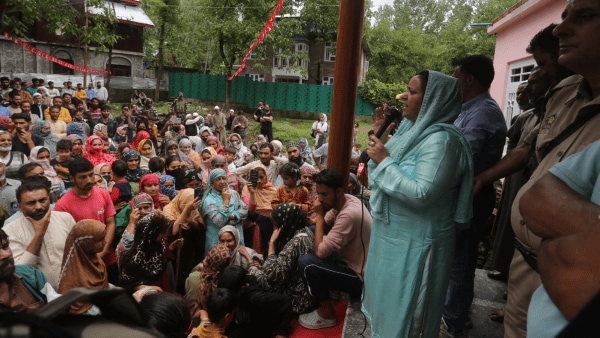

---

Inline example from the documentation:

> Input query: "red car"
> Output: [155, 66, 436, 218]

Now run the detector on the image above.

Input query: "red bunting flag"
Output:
[3, 32, 112, 75]
[228, 0, 284, 81]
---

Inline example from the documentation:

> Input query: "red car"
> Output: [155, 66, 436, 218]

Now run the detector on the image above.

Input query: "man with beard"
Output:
[95, 81, 109, 104]
[8, 91, 22, 115]
[297, 169, 372, 329]
[10, 113, 44, 157]
[20, 101, 40, 125]
[3, 78, 33, 104]
[43, 96, 72, 124]
[88, 97, 102, 120]
[47, 106, 67, 139]
[233, 143, 288, 186]
[93, 105, 118, 138]
[0, 228, 47, 313]
[31, 93, 48, 121]
[54, 158, 117, 284]
[0, 76, 10, 98]
[274, 142, 315, 188]
[3, 177, 76, 289]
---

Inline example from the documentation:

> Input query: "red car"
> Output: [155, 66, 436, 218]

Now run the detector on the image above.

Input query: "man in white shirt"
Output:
[95, 81, 109, 103]
[46, 81, 60, 99]
[3, 177, 76, 289]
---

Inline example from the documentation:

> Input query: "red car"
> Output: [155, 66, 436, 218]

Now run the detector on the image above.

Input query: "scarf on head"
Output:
[119, 212, 169, 289]
[138, 139, 157, 171]
[206, 135, 223, 154]
[368, 70, 473, 226]
[229, 133, 243, 150]
[66, 134, 85, 157]
[162, 188, 200, 226]
[113, 126, 127, 144]
[122, 150, 148, 182]
[29, 146, 64, 188]
[270, 203, 308, 254]
[197, 244, 231, 309]
[57, 220, 108, 314]
[67, 122, 86, 141]
[299, 165, 317, 204]
[84, 135, 117, 167]
[130, 130, 150, 153]
[129, 192, 155, 212]
[139, 174, 165, 209]
[216, 225, 261, 268]
[0, 116, 14, 133]
[117, 142, 130, 159]
[159, 175, 177, 200]
[299, 137, 312, 160]
[200, 168, 228, 210]
[32, 121, 60, 157]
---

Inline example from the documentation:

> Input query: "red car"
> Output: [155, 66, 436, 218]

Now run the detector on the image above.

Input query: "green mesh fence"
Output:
[169, 73, 374, 116]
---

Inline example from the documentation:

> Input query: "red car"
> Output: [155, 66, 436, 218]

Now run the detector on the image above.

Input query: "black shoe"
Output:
[487, 270, 508, 281]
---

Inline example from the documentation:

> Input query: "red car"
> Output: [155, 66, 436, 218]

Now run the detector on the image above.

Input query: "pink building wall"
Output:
[488, 0, 565, 116]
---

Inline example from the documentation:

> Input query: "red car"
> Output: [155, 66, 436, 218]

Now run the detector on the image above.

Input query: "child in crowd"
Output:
[51, 139, 74, 181]
[223, 146, 237, 171]
[192, 288, 237, 338]
[110, 160, 132, 212]
[271, 162, 311, 216]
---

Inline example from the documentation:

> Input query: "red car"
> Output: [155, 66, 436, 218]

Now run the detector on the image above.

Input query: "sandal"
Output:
[489, 309, 504, 323]
[298, 309, 337, 329]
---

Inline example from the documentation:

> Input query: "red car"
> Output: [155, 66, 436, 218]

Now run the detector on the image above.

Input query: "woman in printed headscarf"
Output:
[163, 188, 204, 293]
[248, 203, 316, 314]
[159, 174, 177, 200]
[138, 138, 157, 171]
[196, 244, 231, 312]
[200, 169, 248, 256]
[217, 225, 262, 270]
[122, 150, 149, 187]
[84, 135, 117, 167]
[228, 133, 250, 167]
[363, 71, 473, 337]
[30, 146, 64, 202]
[199, 148, 216, 186]
[299, 137, 312, 165]
[115, 192, 155, 262]
[32, 121, 60, 158]
[66, 134, 85, 158]
[57, 220, 108, 314]
[139, 173, 170, 210]
[178, 138, 201, 170]
[67, 122, 87, 141]
[118, 212, 171, 290]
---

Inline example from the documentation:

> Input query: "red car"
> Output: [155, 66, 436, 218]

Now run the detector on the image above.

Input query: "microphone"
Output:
[374, 108, 402, 139]
[360, 108, 402, 165]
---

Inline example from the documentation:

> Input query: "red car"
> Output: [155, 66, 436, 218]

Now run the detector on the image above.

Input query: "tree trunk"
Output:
[155, 18, 166, 102]
[105, 45, 113, 91]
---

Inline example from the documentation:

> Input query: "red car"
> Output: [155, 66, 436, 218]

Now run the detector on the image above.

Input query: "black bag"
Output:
[310, 128, 316, 138]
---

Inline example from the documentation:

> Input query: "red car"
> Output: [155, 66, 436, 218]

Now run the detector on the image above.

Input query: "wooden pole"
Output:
[326, 0, 365, 185]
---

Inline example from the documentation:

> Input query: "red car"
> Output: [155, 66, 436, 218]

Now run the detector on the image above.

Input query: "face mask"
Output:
[91, 145, 103, 153]
[102, 175, 112, 183]
[40, 130, 51, 137]
[173, 126, 181, 133]
[202, 159, 211, 167]
[231, 141, 239, 147]
[0, 146, 11, 152]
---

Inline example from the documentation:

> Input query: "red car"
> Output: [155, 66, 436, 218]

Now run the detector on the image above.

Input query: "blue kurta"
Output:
[362, 71, 473, 338]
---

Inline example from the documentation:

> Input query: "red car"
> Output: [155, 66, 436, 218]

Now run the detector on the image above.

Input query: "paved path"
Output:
[343, 269, 508, 337]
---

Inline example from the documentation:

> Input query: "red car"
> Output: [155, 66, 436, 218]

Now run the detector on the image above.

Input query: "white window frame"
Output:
[324, 42, 336, 62]
[322, 76, 334, 86]
[248, 74, 265, 82]
[294, 43, 309, 69]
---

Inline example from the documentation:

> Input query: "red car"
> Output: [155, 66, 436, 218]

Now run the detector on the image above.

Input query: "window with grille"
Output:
[324, 42, 336, 62]
[322, 76, 334, 86]
[248, 74, 265, 82]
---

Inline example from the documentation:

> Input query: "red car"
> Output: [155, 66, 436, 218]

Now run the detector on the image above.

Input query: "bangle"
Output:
[269, 240, 275, 244]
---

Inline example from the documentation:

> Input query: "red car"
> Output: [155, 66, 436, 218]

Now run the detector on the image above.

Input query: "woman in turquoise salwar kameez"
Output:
[363, 70, 473, 338]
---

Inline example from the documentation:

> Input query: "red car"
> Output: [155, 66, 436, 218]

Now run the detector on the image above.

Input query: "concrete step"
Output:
[342, 269, 507, 338]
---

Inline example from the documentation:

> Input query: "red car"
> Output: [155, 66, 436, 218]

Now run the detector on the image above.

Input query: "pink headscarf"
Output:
[84, 135, 117, 167]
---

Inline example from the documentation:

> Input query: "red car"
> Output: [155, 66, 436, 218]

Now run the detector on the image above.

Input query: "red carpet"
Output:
[290, 300, 348, 338]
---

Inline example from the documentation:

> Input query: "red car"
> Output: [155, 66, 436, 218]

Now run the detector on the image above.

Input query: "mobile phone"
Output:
[171, 117, 182, 124]
[249, 168, 259, 187]
[194, 186, 204, 199]
[101, 125, 108, 134]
